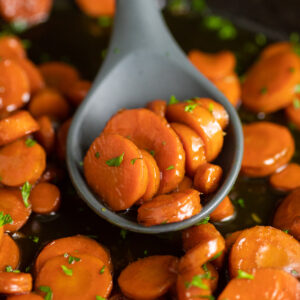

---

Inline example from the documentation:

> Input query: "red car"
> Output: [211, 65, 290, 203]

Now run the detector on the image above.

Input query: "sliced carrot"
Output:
[0, 189, 31, 232]
[242, 122, 295, 177]
[34, 235, 112, 274]
[146, 100, 167, 118]
[188, 50, 236, 80]
[103, 108, 185, 193]
[210, 196, 235, 222]
[218, 268, 300, 300]
[270, 163, 300, 191]
[193, 163, 223, 194]
[273, 188, 300, 240]
[0, 272, 32, 295]
[140, 150, 160, 202]
[213, 72, 241, 107]
[242, 51, 300, 113]
[285, 98, 300, 129]
[229, 226, 300, 278]
[260, 41, 294, 59]
[65, 80, 91, 106]
[0, 110, 40, 146]
[56, 118, 72, 160]
[39, 62, 79, 94]
[28, 88, 70, 120]
[35, 254, 112, 299]
[0, 59, 30, 113]
[7, 293, 44, 300]
[137, 189, 201, 226]
[0, 233, 20, 271]
[0, 36, 26, 59]
[84, 133, 148, 211]
[225, 230, 243, 249]
[0, 139, 46, 186]
[0, 0, 53, 25]
[76, 0, 115, 17]
[34, 116, 55, 153]
[171, 122, 206, 177]
[30, 182, 60, 214]
[174, 176, 193, 192]
[166, 102, 224, 162]
[118, 255, 178, 300]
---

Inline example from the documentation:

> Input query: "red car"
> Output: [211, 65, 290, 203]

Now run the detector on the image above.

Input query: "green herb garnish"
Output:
[185, 274, 209, 290]
[61, 265, 73, 276]
[106, 153, 124, 167]
[291, 269, 298, 276]
[237, 270, 254, 280]
[260, 87, 268, 94]
[0, 212, 12, 227]
[99, 265, 105, 274]
[98, 16, 112, 27]
[5, 265, 20, 273]
[235, 198, 245, 208]
[95, 152, 100, 158]
[184, 102, 198, 112]
[251, 213, 262, 223]
[289, 67, 295, 73]
[208, 103, 214, 113]
[149, 150, 155, 156]
[196, 216, 210, 225]
[21, 181, 32, 208]
[294, 84, 300, 93]
[96, 296, 106, 300]
[293, 98, 300, 109]
[169, 95, 179, 105]
[166, 165, 175, 170]
[120, 229, 127, 239]
[209, 251, 222, 261]
[283, 229, 289, 234]
[29, 236, 39, 243]
[64, 253, 80, 264]
[255, 33, 267, 46]
[25, 138, 36, 147]
[39, 286, 53, 300]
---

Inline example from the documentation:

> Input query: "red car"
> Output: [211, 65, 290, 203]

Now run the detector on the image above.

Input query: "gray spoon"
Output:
[66, 0, 243, 234]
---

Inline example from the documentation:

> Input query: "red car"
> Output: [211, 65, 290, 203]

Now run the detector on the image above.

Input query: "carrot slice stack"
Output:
[146, 99, 167, 118]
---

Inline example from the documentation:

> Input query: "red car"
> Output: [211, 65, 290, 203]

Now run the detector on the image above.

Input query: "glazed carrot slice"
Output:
[213, 72, 241, 107]
[140, 150, 160, 202]
[0, 234, 20, 271]
[7, 293, 44, 300]
[39, 62, 79, 94]
[174, 176, 193, 192]
[270, 163, 300, 191]
[0, 0, 52, 25]
[118, 255, 178, 300]
[0, 59, 30, 113]
[30, 182, 60, 214]
[188, 50, 236, 80]
[137, 189, 201, 226]
[273, 188, 300, 240]
[28, 88, 70, 120]
[34, 116, 55, 153]
[229, 226, 300, 278]
[194, 97, 229, 129]
[0, 139, 46, 186]
[84, 133, 148, 211]
[56, 118, 72, 160]
[103, 108, 185, 193]
[34, 235, 112, 274]
[210, 196, 235, 222]
[146, 100, 167, 118]
[0, 189, 31, 232]
[218, 268, 300, 300]
[0, 110, 40, 146]
[285, 98, 300, 129]
[225, 230, 243, 249]
[171, 122, 206, 177]
[260, 41, 294, 59]
[166, 102, 224, 162]
[35, 254, 112, 300]
[0, 36, 26, 59]
[193, 163, 223, 194]
[76, 0, 115, 17]
[242, 122, 295, 177]
[242, 51, 300, 113]
[0, 272, 32, 295]
[65, 80, 91, 106]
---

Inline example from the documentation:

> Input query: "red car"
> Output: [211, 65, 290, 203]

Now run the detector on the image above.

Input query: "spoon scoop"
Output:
[66, 0, 243, 234]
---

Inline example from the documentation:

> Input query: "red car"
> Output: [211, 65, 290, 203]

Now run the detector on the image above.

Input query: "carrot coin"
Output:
[193, 163, 223, 194]
[260, 41, 294, 59]
[273, 188, 300, 240]
[34, 235, 112, 274]
[118, 255, 178, 300]
[65, 80, 91, 106]
[210, 196, 235, 222]
[0, 139, 46, 186]
[56, 118, 71, 160]
[76, 0, 115, 17]
[34, 116, 55, 153]
[0, 59, 30, 113]
[225, 230, 243, 249]
[103, 108, 185, 193]
[242, 51, 300, 113]
[0, 36, 26, 59]
[229, 226, 300, 278]
[0, 110, 40, 146]
[285, 98, 300, 129]
[137, 189, 201, 226]
[0, 233, 20, 271]
[35, 254, 112, 300]
[171, 122, 206, 177]
[28, 88, 70, 120]
[0, 189, 31, 232]
[166, 102, 224, 162]
[146, 99, 167, 118]
[30, 182, 60, 214]
[0, 272, 32, 295]
[242, 122, 295, 177]
[174, 176, 193, 192]
[7, 293, 44, 300]
[218, 268, 300, 300]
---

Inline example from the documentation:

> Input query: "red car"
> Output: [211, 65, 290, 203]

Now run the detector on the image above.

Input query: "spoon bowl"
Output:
[66, 0, 243, 234]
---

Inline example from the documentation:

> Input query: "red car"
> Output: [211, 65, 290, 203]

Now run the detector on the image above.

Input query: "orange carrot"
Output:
[56, 118, 72, 160]
[260, 41, 294, 59]
[174, 176, 193, 192]
[193, 163, 223, 194]
[137, 189, 201, 226]
[242, 122, 295, 177]
[118, 255, 178, 300]
[146, 100, 167, 118]
[0, 36, 26, 59]
[210, 196, 235, 222]
[7, 293, 44, 300]
[65, 80, 91, 106]
[0, 272, 32, 295]
[225, 230, 243, 249]
[285, 98, 300, 130]
[0, 110, 40, 146]
[0, 139, 46, 186]
[34, 116, 55, 153]
[0, 234, 20, 271]
[76, 0, 115, 17]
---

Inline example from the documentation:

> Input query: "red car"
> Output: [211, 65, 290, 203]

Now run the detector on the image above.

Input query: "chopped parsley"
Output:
[200, 296, 215, 300]
[185, 274, 209, 290]
[209, 251, 222, 261]
[64, 253, 80, 264]
[149, 150, 155, 156]
[5, 265, 20, 273]
[184, 102, 198, 112]
[169, 95, 179, 105]
[0, 212, 12, 227]
[95, 152, 100, 158]
[234, 198, 245, 208]
[208, 103, 214, 113]
[283, 229, 289, 234]
[39, 286, 53, 300]
[162, 141, 166, 146]
[29, 236, 39, 243]
[25, 138, 36, 147]
[237, 270, 254, 280]
[144, 249, 148, 255]
[21, 181, 32, 208]
[289, 67, 295, 73]
[293, 98, 300, 109]
[294, 84, 300, 93]
[106, 153, 124, 167]
[291, 270, 298, 276]
[61, 265, 73, 276]
[96, 296, 106, 300]
[120, 229, 127, 239]
[99, 266, 105, 274]
[260, 87, 268, 94]
[251, 213, 262, 224]
[166, 165, 175, 170]
[196, 216, 210, 225]
[98, 16, 112, 27]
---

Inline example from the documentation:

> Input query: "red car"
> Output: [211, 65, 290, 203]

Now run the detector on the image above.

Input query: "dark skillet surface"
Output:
[1, 0, 300, 297]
